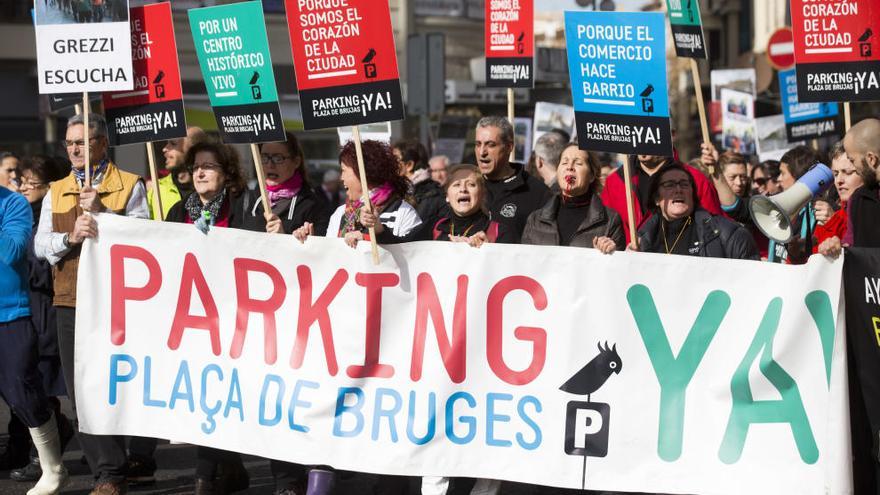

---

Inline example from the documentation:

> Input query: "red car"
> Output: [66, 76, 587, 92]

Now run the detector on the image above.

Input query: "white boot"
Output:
[26, 413, 69, 495]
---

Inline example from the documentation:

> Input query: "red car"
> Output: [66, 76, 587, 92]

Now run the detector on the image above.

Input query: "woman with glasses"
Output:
[241, 132, 330, 237]
[636, 163, 759, 260]
[165, 140, 251, 494]
[5, 156, 75, 484]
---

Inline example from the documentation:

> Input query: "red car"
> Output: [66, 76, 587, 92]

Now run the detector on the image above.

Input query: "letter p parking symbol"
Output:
[564, 401, 610, 457]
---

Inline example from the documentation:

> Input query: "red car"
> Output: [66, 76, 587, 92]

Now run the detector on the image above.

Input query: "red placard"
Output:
[104, 2, 183, 109]
[285, 0, 405, 129]
[485, 0, 534, 88]
[767, 27, 795, 71]
[102, 2, 187, 146]
[790, 0, 880, 102]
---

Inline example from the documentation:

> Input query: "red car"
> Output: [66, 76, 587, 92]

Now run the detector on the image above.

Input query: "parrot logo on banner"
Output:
[363, 49, 377, 79]
[560, 342, 622, 489]
[859, 29, 873, 58]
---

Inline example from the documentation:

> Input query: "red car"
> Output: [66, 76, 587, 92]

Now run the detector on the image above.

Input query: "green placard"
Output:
[665, 0, 706, 59]
[665, 0, 701, 27]
[189, 1, 279, 107]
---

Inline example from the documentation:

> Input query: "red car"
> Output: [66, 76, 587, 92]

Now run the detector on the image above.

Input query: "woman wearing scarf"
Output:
[521, 143, 624, 252]
[241, 132, 330, 236]
[636, 163, 759, 260]
[429, 164, 514, 245]
[165, 140, 250, 494]
[295, 140, 421, 246]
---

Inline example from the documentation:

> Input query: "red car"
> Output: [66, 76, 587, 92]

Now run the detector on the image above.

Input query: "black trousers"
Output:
[0, 317, 51, 428]
[57, 307, 127, 483]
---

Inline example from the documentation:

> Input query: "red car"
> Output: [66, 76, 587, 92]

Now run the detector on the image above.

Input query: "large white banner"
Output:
[76, 215, 851, 494]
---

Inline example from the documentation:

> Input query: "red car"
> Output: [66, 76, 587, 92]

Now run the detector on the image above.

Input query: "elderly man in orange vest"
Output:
[35, 113, 148, 495]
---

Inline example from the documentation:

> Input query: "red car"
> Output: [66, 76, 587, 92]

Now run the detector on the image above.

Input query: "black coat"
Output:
[239, 186, 330, 236]
[412, 177, 449, 228]
[848, 183, 880, 248]
[485, 162, 552, 242]
[166, 191, 246, 230]
[521, 193, 625, 249]
[638, 209, 760, 260]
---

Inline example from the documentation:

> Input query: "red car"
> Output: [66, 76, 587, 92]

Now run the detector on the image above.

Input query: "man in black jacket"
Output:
[475, 116, 551, 241]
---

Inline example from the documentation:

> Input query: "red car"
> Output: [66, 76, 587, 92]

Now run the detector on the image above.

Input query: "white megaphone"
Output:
[749, 163, 834, 243]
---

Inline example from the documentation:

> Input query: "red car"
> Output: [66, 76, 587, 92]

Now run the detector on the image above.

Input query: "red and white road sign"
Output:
[767, 27, 795, 70]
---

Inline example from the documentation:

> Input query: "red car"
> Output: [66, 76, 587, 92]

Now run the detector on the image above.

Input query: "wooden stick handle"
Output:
[146, 143, 164, 221]
[690, 58, 711, 144]
[352, 126, 380, 265]
[83, 92, 90, 187]
[623, 155, 639, 250]
[249, 143, 272, 219]
[507, 88, 515, 162]
[844, 102, 852, 132]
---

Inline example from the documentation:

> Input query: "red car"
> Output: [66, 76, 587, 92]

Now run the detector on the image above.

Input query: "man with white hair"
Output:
[532, 131, 567, 188]
[428, 155, 449, 186]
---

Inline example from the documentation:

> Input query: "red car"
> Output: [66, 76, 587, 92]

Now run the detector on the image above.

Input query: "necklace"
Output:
[662, 216, 692, 254]
[450, 222, 475, 237]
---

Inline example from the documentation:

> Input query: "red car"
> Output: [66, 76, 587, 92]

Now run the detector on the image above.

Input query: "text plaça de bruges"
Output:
[105, 244, 834, 462]
[114, 111, 180, 135]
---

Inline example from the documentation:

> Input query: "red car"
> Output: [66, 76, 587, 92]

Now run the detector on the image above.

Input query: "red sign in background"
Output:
[103, 2, 183, 110]
[790, 0, 880, 101]
[285, 0, 401, 92]
[767, 27, 795, 71]
[485, 0, 534, 58]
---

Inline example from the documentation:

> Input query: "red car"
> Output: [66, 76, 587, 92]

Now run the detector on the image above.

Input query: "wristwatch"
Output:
[62, 232, 70, 248]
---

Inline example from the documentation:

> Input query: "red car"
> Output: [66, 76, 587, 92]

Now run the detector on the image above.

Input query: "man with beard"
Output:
[147, 127, 205, 219]
[474, 116, 550, 241]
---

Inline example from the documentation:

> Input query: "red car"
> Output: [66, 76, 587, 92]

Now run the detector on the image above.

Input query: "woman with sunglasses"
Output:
[241, 132, 330, 236]
[636, 163, 759, 260]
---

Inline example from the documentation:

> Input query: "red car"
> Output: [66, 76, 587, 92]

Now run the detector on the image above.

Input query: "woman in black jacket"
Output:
[521, 143, 623, 252]
[242, 132, 330, 236]
[165, 141, 251, 495]
[637, 163, 759, 260]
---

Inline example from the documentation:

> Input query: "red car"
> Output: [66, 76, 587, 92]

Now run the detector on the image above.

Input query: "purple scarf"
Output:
[266, 172, 303, 206]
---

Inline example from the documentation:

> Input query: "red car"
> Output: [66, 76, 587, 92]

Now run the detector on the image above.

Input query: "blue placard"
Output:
[564, 11, 672, 156]
[779, 68, 841, 142]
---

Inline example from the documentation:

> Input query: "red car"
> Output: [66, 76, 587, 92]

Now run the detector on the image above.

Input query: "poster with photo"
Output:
[721, 88, 757, 156]
[756, 114, 800, 162]
[533, 102, 575, 146]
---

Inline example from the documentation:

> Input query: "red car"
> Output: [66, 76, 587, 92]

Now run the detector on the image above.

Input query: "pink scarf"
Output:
[266, 172, 303, 206]
[341, 183, 395, 235]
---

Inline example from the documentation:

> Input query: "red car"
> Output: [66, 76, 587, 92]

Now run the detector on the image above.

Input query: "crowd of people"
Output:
[1, 111, 879, 495]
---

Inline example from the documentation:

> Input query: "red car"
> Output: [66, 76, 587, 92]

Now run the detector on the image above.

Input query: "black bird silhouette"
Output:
[517, 32, 525, 42]
[249, 71, 260, 85]
[686, 0, 693, 22]
[362, 48, 377, 64]
[859, 29, 873, 43]
[640, 84, 654, 97]
[153, 70, 165, 84]
[560, 342, 622, 401]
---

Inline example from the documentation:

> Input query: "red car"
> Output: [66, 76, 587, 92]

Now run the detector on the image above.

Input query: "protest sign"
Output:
[48, 92, 101, 112]
[34, 0, 133, 93]
[755, 114, 799, 162]
[189, 1, 285, 144]
[791, 0, 880, 102]
[103, 3, 186, 147]
[284, 0, 405, 130]
[565, 11, 672, 156]
[721, 88, 757, 155]
[338, 122, 392, 146]
[665, 0, 706, 59]
[77, 214, 851, 494]
[533, 101, 575, 146]
[710, 69, 756, 134]
[779, 68, 840, 142]
[514, 117, 532, 163]
[485, 0, 534, 87]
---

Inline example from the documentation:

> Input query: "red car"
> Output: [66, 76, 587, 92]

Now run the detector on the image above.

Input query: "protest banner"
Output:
[189, 1, 285, 144]
[103, 3, 186, 147]
[790, 0, 880, 103]
[564, 11, 672, 157]
[34, 0, 133, 94]
[755, 114, 801, 162]
[485, 0, 534, 88]
[284, 0, 405, 130]
[338, 122, 392, 146]
[76, 214, 851, 494]
[779, 68, 841, 142]
[721, 88, 757, 155]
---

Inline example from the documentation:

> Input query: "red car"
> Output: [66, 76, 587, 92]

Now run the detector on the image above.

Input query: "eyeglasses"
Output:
[752, 178, 768, 186]
[20, 180, 46, 189]
[190, 162, 222, 172]
[260, 153, 291, 165]
[659, 180, 691, 190]
[64, 137, 100, 149]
